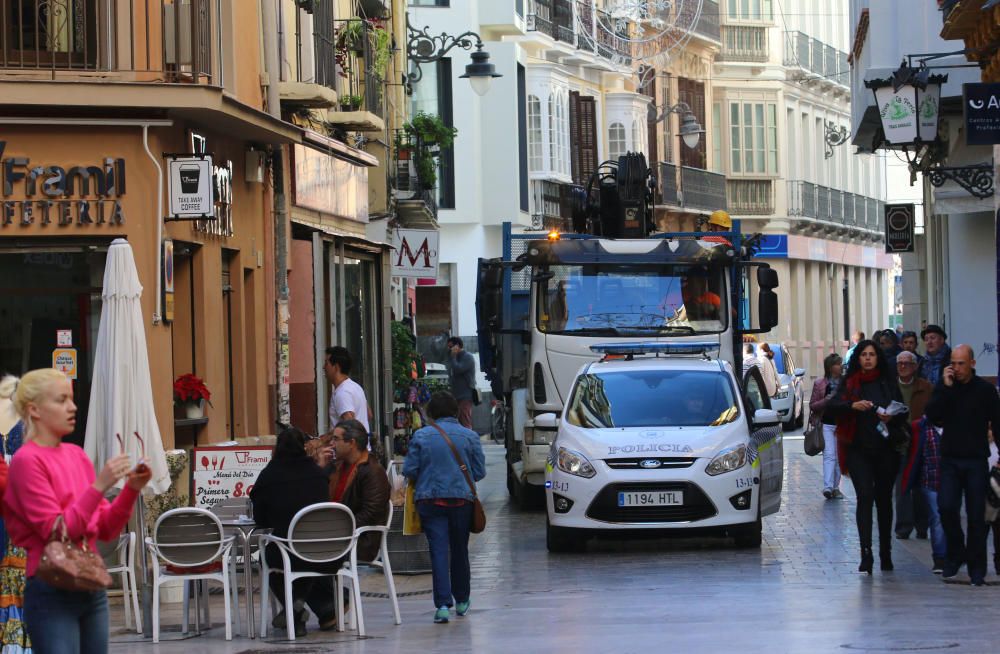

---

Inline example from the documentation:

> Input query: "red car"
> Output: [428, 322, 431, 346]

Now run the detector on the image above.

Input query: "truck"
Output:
[475, 153, 780, 508]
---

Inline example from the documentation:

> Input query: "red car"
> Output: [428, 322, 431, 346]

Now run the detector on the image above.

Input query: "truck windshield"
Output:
[536, 264, 727, 335]
[566, 369, 740, 428]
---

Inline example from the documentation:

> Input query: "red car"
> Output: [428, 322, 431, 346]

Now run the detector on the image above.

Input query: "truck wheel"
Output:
[733, 506, 762, 548]
[546, 516, 583, 553]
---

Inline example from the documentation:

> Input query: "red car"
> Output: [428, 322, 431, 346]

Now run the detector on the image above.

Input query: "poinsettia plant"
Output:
[173, 373, 213, 406]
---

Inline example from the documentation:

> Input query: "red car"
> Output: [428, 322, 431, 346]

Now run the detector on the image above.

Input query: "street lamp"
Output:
[407, 20, 502, 96]
[649, 101, 704, 149]
[864, 61, 945, 149]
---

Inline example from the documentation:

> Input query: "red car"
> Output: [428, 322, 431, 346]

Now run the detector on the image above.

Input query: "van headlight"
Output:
[705, 444, 747, 476]
[775, 385, 789, 399]
[557, 447, 596, 478]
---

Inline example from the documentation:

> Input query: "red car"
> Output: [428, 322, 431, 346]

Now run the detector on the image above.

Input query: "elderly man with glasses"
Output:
[894, 351, 933, 541]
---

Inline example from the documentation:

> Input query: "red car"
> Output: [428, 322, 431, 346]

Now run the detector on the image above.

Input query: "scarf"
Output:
[835, 368, 880, 446]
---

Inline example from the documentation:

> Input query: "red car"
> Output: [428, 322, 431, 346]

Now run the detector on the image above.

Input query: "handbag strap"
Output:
[431, 422, 478, 499]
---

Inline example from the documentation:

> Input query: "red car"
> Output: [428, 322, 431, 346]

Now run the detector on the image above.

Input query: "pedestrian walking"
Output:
[0, 376, 30, 653]
[900, 331, 925, 371]
[878, 329, 902, 371]
[324, 346, 370, 433]
[845, 330, 865, 366]
[3, 368, 151, 653]
[918, 324, 951, 387]
[924, 344, 1000, 585]
[445, 337, 478, 429]
[402, 391, 486, 624]
[757, 343, 781, 399]
[809, 353, 844, 500]
[894, 351, 932, 540]
[901, 416, 948, 573]
[828, 340, 909, 574]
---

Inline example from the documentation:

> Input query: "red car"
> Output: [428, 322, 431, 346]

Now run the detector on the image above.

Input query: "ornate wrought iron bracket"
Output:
[824, 120, 849, 159]
[405, 20, 485, 92]
[925, 163, 994, 199]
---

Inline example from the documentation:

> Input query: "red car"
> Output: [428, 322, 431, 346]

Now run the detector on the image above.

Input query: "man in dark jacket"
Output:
[919, 324, 951, 387]
[925, 344, 1000, 585]
[328, 419, 390, 562]
[446, 337, 478, 429]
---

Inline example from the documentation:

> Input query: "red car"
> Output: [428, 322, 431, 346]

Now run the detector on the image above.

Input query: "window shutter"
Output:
[570, 91, 581, 183]
[678, 78, 707, 169]
[643, 76, 659, 165]
[577, 96, 598, 186]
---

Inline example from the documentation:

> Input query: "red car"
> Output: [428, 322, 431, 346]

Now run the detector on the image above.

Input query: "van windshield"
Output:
[565, 369, 740, 428]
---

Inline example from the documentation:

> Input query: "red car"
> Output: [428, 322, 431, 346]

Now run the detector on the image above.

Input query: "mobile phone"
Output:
[132, 459, 149, 474]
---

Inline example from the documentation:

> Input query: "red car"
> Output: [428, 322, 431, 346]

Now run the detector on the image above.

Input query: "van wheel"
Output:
[733, 505, 762, 548]
[546, 516, 583, 553]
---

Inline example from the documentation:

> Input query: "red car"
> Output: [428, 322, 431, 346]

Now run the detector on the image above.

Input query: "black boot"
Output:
[859, 547, 874, 575]
[880, 548, 894, 571]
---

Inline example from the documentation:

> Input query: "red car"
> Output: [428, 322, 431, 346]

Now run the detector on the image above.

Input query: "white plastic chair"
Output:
[145, 508, 237, 643]
[100, 532, 140, 634]
[339, 500, 401, 628]
[258, 502, 360, 641]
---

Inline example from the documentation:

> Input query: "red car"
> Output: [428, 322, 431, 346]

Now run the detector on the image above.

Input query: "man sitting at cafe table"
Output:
[327, 419, 391, 559]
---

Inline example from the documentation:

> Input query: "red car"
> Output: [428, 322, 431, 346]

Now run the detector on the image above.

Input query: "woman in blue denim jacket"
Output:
[403, 391, 486, 624]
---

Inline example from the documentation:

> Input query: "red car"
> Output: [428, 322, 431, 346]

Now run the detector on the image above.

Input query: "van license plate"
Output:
[618, 491, 683, 507]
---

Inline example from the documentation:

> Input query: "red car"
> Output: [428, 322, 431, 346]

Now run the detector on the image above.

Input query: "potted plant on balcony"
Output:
[339, 94, 363, 111]
[174, 373, 212, 419]
[402, 112, 457, 190]
[336, 18, 368, 54]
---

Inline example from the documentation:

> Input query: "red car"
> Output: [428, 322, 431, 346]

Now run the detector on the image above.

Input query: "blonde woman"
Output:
[3, 369, 151, 654]
[0, 375, 30, 653]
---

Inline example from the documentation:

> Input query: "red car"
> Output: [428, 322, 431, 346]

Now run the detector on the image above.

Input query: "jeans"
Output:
[417, 501, 473, 609]
[938, 457, 989, 581]
[24, 576, 109, 654]
[921, 488, 947, 560]
[822, 424, 841, 492]
[895, 465, 928, 537]
[846, 445, 900, 551]
[264, 544, 340, 620]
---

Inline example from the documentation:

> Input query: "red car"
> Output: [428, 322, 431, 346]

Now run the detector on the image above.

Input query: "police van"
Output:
[543, 342, 784, 552]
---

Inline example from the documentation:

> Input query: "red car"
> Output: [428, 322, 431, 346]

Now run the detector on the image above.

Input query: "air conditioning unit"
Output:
[164, 1, 193, 66]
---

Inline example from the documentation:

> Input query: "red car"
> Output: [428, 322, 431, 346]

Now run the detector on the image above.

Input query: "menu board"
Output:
[191, 445, 271, 508]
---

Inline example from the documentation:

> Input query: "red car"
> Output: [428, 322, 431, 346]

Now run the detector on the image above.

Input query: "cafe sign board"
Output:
[884, 204, 915, 254]
[191, 445, 271, 508]
[167, 155, 214, 220]
[391, 228, 440, 278]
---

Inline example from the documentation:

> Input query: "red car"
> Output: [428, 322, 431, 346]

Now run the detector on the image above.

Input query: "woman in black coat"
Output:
[826, 339, 909, 574]
[250, 427, 335, 636]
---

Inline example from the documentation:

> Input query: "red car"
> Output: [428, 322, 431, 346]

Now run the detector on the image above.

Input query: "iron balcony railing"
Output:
[531, 179, 581, 231]
[595, 9, 632, 64]
[726, 179, 773, 215]
[331, 18, 386, 117]
[783, 31, 848, 86]
[394, 129, 439, 217]
[527, 0, 556, 38]
[719, 25, 768, 62]
[787, 180, 885, 230]
[657, 164, 726, 212]
[693, 0, 721, 42]
[0, 0, 214, 82]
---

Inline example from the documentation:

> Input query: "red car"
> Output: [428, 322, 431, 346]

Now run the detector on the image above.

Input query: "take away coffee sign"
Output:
[167, 155, 214, 219]
[191, 445, 271, 508]
[884, 204, 915, 254]
[391, 228, 440, 278]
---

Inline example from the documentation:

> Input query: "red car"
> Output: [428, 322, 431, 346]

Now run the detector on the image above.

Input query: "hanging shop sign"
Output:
[52, 348, 78, 379]
[391, 228, 440, 278]
[167, 155, 214, 220]
[0, 141, 127, 229]
[884, 204, 915, 253]
[963, 82, 1000, 145]
[191, 445, 272, 508]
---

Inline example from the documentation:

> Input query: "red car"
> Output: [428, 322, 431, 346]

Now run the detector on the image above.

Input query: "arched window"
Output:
[608, 122, 626, 160]
[528, 95, 542, 171]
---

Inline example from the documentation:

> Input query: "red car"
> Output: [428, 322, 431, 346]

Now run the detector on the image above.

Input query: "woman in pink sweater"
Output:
[3, 368, 151, 654]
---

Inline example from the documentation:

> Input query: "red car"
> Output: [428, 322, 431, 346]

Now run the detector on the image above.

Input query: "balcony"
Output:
[526, 0, 574, 44]
[787, 180, 884, 232]
[658, 163, 727, 212]
[324, 18, 387, 131]
[531, 179, 581, 230]
[693, 0, 721, 42]
[0, 0, 215, 82]
[394, 130, 438, 228]
[719, 25, 768, 62]
[783, 31, 849, 88]
[726, 179, 774, 215]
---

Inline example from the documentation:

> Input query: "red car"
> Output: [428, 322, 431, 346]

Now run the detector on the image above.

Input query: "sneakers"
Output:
[942, 568, 960, 580]
[272, 604, 307, 630]
[456, 600, 470, 617]
[434, 606, 450, 623]
[831, 489, 845, 499]
[823, 489, 833, 499]
[971, 577, 987, 587]
[932, 558, 945, 575]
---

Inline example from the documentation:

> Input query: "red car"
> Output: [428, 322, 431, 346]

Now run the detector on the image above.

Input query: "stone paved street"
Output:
[112, 439, 999, 654]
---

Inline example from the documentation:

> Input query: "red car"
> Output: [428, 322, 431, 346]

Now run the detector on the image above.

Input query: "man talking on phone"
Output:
[925, 344, 1000, 585]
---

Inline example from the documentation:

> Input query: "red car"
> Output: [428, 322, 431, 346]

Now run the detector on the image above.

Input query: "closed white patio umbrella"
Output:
[84, 238, 170, 637]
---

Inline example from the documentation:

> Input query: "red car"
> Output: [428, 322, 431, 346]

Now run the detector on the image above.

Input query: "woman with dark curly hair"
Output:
[826, 340, 909, 574]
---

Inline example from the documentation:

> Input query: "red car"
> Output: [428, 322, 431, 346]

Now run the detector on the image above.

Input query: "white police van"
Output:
[543, 342, 784, 551]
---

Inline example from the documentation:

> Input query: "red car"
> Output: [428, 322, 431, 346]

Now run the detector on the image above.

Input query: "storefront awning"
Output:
[290, 216, 390, 253]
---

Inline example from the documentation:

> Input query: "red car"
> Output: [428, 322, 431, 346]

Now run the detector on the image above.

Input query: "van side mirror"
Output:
[758, 289, 778, 332]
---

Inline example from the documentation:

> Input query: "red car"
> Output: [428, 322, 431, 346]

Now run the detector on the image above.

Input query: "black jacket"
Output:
[250, 455, 329, 538]
[925, 373, 1000, 459]
[827, 374, 907, 450]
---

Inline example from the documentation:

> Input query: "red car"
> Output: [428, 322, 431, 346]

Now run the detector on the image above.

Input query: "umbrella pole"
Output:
[136, 495, 154, 638]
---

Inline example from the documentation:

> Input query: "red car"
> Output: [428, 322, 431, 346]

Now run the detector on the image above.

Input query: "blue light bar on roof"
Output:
[589, 342, 721, 356]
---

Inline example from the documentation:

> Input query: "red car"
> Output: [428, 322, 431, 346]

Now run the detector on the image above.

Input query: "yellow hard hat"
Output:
[708, 210, 732, 229]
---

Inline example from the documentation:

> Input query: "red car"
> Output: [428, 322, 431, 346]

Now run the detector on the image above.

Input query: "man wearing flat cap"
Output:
[919, 324, 951, 387]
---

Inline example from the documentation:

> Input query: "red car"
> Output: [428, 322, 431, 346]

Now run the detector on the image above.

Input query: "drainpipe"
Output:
[260, 0, 291, 423]
[142, 124, 165, 325]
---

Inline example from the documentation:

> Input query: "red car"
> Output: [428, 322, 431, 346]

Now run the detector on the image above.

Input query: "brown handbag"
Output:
[37, 515, 113, 592]
[431, 423, 487, 534]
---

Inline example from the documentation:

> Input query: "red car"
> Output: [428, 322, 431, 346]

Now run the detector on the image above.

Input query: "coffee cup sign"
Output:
[167, 156, 214, 219]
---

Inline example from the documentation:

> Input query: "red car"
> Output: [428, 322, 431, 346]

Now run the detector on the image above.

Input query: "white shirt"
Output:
[329, 377, 370, 433]
[757, 355, 780, 398]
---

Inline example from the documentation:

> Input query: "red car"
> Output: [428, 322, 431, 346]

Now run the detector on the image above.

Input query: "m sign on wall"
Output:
[391, 229, 440, 278]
